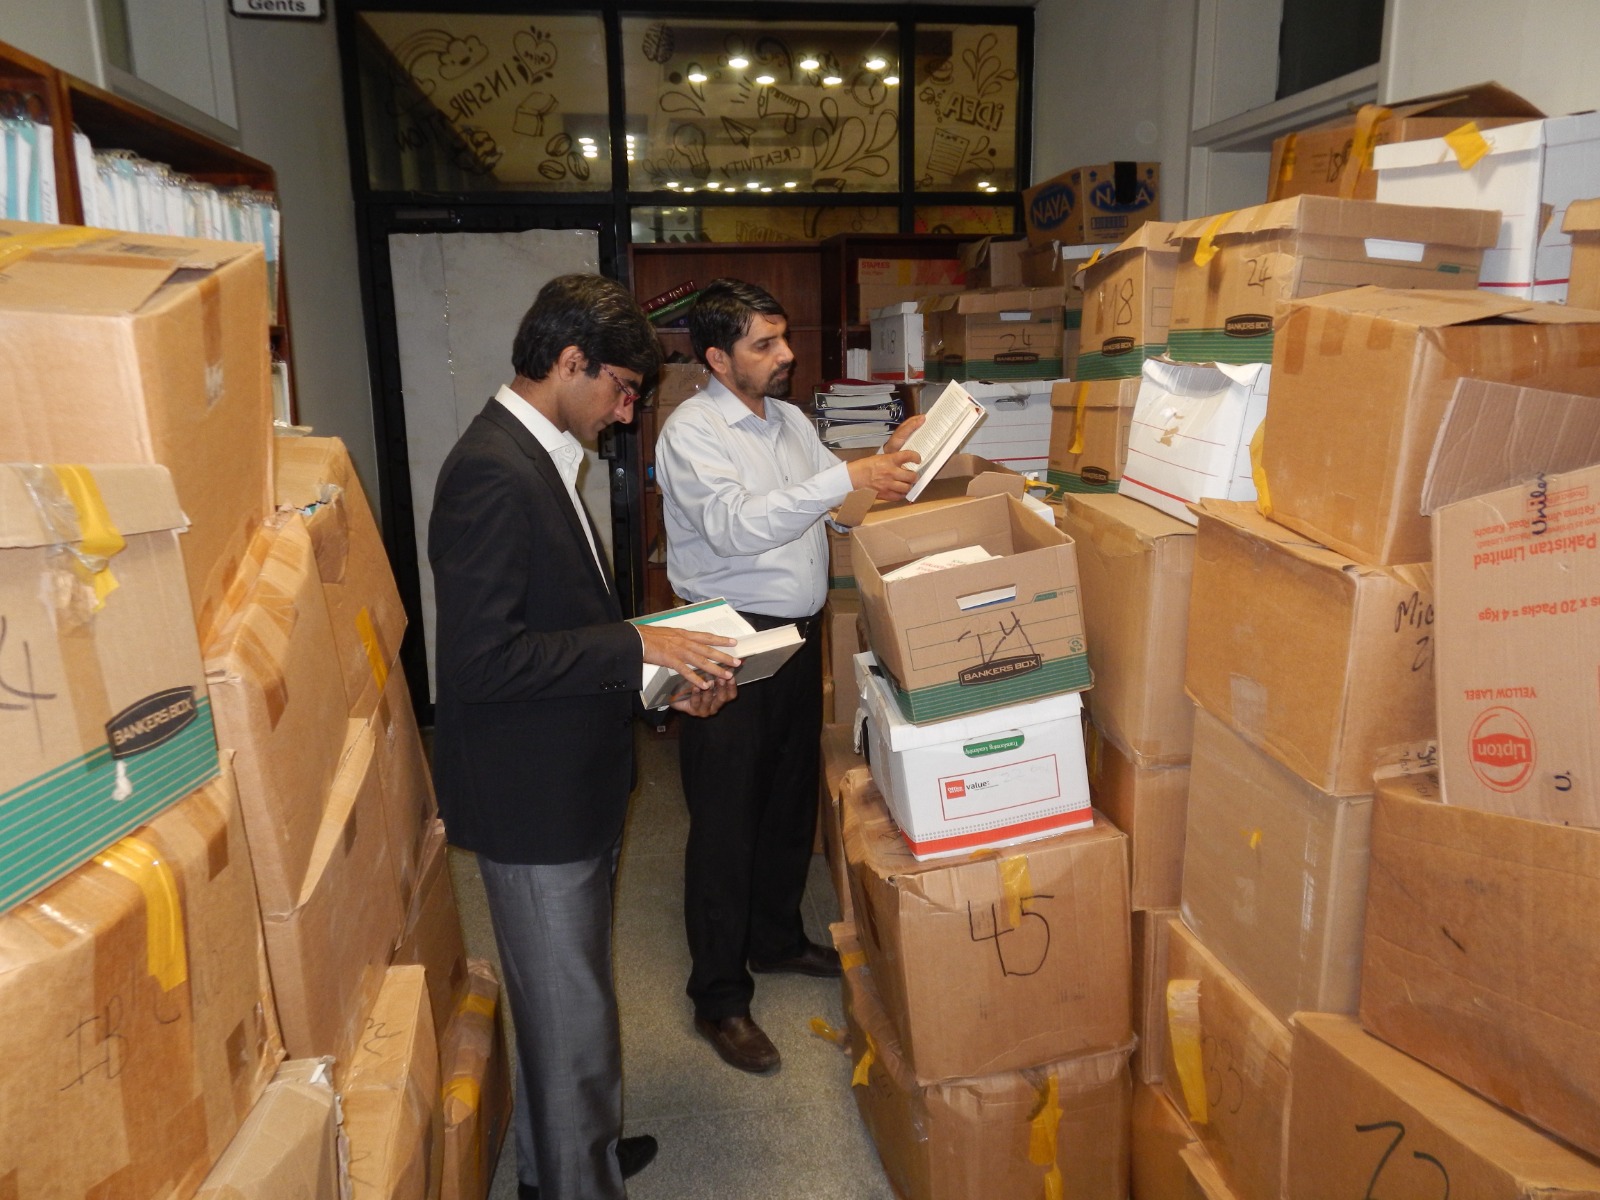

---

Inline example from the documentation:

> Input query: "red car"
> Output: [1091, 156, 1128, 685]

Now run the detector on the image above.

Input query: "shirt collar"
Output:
[705, 376, 772, 429]
[496, 384, 583, 466]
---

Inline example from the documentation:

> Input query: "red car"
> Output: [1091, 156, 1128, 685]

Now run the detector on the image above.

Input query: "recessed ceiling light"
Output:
[761, 187, 772, 193]
[865, 57, 886, 70]
[665, 181, 679, 189]
[578, 136, 595, 145]
[977, 181, 990, 188]
[800, 57, 820, 71]
[687, 69, 707, 83]
[755, 74, 775, 86]
[783, 181, 797, 188]
[681, 188, 694, 194]
[728, 55, 748, 69]
[884, 75, 899, 86]
[706, 181, 720, 189]
[746, 181, 760, 189]
[822, 75, 842, 86]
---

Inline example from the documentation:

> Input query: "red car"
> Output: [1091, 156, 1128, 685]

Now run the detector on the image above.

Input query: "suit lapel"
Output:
[479, 401, 622, 615]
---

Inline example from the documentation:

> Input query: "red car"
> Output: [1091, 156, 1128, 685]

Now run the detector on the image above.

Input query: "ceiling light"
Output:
[822, 75, 842, 86]
[665, 181, 679, 189]
[755, 74, 775, 86]
[687, 66, 707, 83]
[578, 136, 595, 145]
[800, 57, 820, 71]
[865, 57, 886, 70]
[884, 75, 899, 86]
[745, 181, 760, 189]
[706, 181, 720, 189]
[783, 181, 797, 188]
[728, 55, 748, 68]
[625, 134, 636, 143]
[977, 181, 990, 189]
[761, 187, 772, 193]
[681, 188, 695, 194]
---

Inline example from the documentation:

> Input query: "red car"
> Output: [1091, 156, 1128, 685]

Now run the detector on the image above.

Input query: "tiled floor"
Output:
[448, 727, 896, 1200]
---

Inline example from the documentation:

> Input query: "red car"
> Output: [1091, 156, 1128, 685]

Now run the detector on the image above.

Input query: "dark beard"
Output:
[764, 366, 793, 399]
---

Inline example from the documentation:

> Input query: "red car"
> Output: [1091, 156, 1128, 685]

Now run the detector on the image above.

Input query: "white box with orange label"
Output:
[854, 652, 1092, 859]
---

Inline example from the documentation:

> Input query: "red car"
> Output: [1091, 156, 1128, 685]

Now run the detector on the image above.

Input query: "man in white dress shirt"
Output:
[654, 277, 923, 1073]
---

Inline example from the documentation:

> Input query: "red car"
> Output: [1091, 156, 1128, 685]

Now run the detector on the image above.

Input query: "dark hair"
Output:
[688, 278, 787, 368]
[511, 273, 661, 384]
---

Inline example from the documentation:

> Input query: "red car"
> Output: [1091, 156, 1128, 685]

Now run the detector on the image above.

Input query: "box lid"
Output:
[1194, 498, 1418, 585]
[920, 285, 1066, 315]
[869, 302, 921, 319]
[1420, 378, 1600, 514]
[1288, 285, 1600, 329]
[1563, 196, 1600, 236]
[857, 651, 1082, 751]
[0, 462, 186, 547]
[1372, 115, 1554, 169]
[0, 221, 257, 316]
[1064, 490, 1196, 552]
[832, 454, 1024, 528]
[1170, 196, 1499, 249]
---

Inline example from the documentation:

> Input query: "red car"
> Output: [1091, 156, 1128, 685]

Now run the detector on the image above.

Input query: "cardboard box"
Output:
[368, 656, 437, 904]
[1088, 723, 1189, 910]
[0, 222, 273, 634]
[274, 435, 406, 721]
[1133, 1081, 1197, 1200]
[869, 302, 924, 380]
[1122, 359, 1270, 523]
[0, 763, 284, 1199]
[837, 923, 1133, 1200]
[1376, 110, 1600, 302]
[1048, 379, 1138, 493]
[1266, 82, 1544, 203]
[342, 965, 442, 1200]
[1132, 907, 1181, 1085]
[1422, 380, 1600, 826]
[843, 777, 1131, 1081]
[820, 723, 866, 925]
[1185, 499, 1436, 795]
[392, 819, 468, 1040]
[828, 524, 856, 590]
[859, 257, 966, 287]
[440, 960, 512, 1200]
[1566, 197, 1600, 310]
[1262, 286, 1600, 566]
[853, 492, 1090, 723]
[0, 463, 220, 914]
[206, 516, 352, 915]
[1161, 919, 1292, 1200]
[833, 452, 1027, 531]
[1059, 492, 1196, 763]
[921, 286, 1066, 382]
[1289, 1013, 1600, 1199]
[1076, 223, 1179, 380]
[958, 237, 1026, 289]
[1181, 709, 1372, 1022]
[1166, 197, 1498, 364]
[857, 654, 1093, 859]
[1361, 767, 1600, 1158]
[826, 590, 865, 727]
[858, 282, 963, 324]
[951, 379, 1055, 475]
[194, 1058, 344, 1200]
[1024, 162, 1161, 246]
[262, 723, 406, 1070]
[1180, 1145, 1241, 1200]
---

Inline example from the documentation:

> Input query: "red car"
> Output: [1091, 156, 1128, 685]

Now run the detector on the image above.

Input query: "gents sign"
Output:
[230, 0, 324, 19]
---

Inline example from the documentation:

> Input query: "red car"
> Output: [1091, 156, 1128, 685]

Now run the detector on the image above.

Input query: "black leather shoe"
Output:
[618, 1134, 658, 1179]
[695, 1014, 781, 1073]
[515, 1135, 657, 1198]
[749, 940, 842, 978]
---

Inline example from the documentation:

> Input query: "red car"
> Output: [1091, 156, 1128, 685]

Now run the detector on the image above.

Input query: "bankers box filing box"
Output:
[837, 924, 1133, 1200]
[1185, 499, 1435, 796]
[1262, 287, 1600, 566]
[1048, 379, 1138, 494]
[1165, 197, 1497, 365]
[1290, 1013, 1600, 1200]
[1375, 109, 1600, 302]
[856, 653, 1092, 859]
[921, 286, 1066, 382]
[842, 780, 1131, 1083]
[0, 764, 283, 1199]
[1423, 380, 1600, 828]
[0, 222, 273, 634]
[1362, 767, 1600, 1159]
[853, 492, 1089, 723]
[0, 463, 219, 914]
[1075, 223, 1179, 381]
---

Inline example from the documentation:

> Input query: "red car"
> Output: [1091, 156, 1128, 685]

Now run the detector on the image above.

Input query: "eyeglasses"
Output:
[599, 363, 643, 405]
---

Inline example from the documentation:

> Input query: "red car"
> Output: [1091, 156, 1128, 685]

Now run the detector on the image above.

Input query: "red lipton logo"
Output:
[943, 779, 967, 800]
[1467, 706, 1536, 793]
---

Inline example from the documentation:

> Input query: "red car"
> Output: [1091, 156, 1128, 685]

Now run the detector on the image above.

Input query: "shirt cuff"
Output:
[817, 460, 854, 506]
[636, 625, 649, 690]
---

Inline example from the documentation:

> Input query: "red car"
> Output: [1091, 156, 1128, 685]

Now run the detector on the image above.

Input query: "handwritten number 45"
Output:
[966, 893, 1053, 976]
[1356, 1120, 1449, 1200]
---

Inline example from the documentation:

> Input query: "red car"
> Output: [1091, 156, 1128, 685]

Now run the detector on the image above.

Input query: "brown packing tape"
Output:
[233, 623, 289, 730]
[1338, 105, 1393, 199]
[199, 274, 225, 406]
[0, 224, 102, 269]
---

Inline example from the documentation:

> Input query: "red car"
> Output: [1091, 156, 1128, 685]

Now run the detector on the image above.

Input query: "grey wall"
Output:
[0, 0, 102, 79]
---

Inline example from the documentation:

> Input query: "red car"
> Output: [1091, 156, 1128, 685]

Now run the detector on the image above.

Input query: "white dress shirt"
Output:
[655, 377, 853, 619]
[495, 384, 606, 583]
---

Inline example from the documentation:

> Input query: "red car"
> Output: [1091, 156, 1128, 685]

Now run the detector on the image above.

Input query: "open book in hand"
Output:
[630, 598, 804, 709]
[899, 381, 987, 501]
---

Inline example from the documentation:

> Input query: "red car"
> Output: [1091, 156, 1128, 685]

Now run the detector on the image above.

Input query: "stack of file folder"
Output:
[815, 381, 906, 451]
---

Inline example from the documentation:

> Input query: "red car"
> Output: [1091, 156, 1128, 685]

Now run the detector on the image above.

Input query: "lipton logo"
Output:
[106, 686, 199, 759]
[1028, 183, 1076, 232]
[1088, 178, 1157, 213]
[994, 351, 1040, 364]
[1467, 706, 1536, 793]
[1081, 466, 1111, 485]
[958, 654, 1043, 686]
[1101, 336, 1135, 356]
[1224, 314, 1272, 337]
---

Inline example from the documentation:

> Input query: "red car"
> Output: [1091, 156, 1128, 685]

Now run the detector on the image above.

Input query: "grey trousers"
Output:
[477, 848, 627, 1200]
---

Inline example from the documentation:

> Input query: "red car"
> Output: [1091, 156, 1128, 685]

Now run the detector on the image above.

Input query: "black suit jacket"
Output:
[429, 399, 641, 864]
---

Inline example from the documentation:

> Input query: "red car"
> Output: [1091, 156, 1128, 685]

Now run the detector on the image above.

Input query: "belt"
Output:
[737, 609, 823, 639]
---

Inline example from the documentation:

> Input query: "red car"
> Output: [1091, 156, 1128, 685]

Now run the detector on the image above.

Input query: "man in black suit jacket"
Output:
[430, 274, 738, 1200]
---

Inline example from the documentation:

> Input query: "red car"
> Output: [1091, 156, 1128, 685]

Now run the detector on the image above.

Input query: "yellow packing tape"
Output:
[1340, 105, 1393, 199]
[0, 224, 101, 271]
[1000, 853, 1033, 932]
[1249, 421, 1272, 519]
[1028, 1075, 1064, 1200]
[99, 836, 189, 992]
[1067, 382, 1091, 456]
[356, 606, 390, 693]
[444, 1074, 481, 1114]
[52, 465, 126, 610]
[1444, 121, 1492, 171]
[1192, 211, 1235, 268]
[458, 990, 497, 1020]
[851, 1032, 877, 1087]
[1277, 133, 1297, 191]
[1167, 978, 1208, 1125]
[1083, 248, 1102, 270]
[1246, 827, 1263, 850]
[841, 948, 866, 971]
[808, 1016, 845, 1045]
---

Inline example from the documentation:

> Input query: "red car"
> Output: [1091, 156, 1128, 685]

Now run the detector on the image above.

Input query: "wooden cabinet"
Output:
[0, 37, 294, 417]
[818, 232, 974, 381]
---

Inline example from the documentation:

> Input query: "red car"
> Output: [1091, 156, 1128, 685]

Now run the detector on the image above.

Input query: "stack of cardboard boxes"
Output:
[0, 221, 509, 1200]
